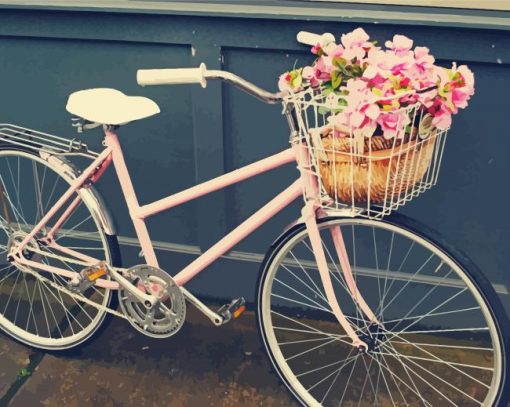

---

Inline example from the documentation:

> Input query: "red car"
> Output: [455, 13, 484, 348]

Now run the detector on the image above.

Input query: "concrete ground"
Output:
[0, 305, 299, 407]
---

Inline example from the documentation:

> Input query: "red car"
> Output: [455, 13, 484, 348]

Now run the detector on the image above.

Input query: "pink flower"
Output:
[327, 79, 379, 137]
[278, 72, 293, 92]
[391, 62, 409, 76]
[278, 28, 475, 140]
[378, 111, 409, 139]
[323, 42, 344, 57]
[370, 74, 388, 90]
[302, 66, 314, 79]
[452, 88, 470, 109]
[457, 64, 475, 91]
[344, 78, 373, 102]
[314, 56, 335, 80]
[311, 43, 322, 55]
[342, 47, 367, 64]
[426, 99, 452, 129]
[302, 66, 320, 87]
[428, 63, 474, 126]
[415, 87, 438, 107]
[341, 28, 371, 49]
[277, 69, 304, 92]
[364, 104, 380, 120]
[413, 46, 435, 74]
[432, 107, 452, 129]
[385, 34, 413, 57]
[366, 48, 411, 75]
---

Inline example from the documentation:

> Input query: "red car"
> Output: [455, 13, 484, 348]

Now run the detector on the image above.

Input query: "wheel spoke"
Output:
[381, 342, 484, 404]
[259, 218, 502, 406]
[387, 330, 492, 388]
[0, 150, 112, 348]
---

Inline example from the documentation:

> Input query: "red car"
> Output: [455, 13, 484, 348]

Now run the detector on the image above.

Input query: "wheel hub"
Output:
[7, 231, 41, 261]
[358, 323, 387, 353]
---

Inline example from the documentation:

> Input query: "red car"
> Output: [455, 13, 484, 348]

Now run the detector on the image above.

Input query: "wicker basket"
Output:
[317, 131, 436, 203]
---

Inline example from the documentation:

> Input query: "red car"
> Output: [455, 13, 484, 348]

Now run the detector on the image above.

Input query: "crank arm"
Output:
[181, 287, 223, 326]
[107, 265, 158, 308]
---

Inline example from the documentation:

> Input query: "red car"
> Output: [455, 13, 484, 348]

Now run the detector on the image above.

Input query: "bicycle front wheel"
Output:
[257, 214, 509, 406]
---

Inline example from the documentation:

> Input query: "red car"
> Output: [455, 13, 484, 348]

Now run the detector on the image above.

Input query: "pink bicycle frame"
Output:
[11, 127, 377, 347]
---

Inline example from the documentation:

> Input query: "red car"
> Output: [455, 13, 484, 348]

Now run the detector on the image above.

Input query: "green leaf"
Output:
[322, 88, 332, 96]
[323, 82, 334, 92]
[318, 106, 344, 115]
[337, 64, 350, 76]
[352, 65, 363, 77]
[331, 70, 343, 89]
[332, 56, 347, 68]
[18, 368, 31, 379]
[291, 73, 302, 89]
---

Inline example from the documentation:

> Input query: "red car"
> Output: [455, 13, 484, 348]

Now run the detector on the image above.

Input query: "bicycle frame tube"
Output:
[12, 134, 300, 286]
[103, 130, 301, 279]
[10, 126, 377, 346]
[14, 147, 112, 251]
[10, 146, 117, 289]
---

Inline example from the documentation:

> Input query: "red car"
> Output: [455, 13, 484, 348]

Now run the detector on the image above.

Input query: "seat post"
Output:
[103, 127, 160, 268]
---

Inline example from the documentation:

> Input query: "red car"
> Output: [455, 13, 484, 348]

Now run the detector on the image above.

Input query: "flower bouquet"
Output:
[280, 28, 474, 205]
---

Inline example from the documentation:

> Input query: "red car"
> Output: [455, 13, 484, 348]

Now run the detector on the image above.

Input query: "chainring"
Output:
[118, 264, 186, 338]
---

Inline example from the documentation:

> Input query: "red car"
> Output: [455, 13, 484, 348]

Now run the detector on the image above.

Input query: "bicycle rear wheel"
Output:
[0, 146, 120, 349]
[257, 214, 509, 406]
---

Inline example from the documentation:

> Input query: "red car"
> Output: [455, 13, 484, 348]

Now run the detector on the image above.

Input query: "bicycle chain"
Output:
[21, 265, 127, 320]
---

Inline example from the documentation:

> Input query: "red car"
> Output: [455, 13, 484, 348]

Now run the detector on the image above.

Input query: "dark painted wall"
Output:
[0, 4, 508, 310]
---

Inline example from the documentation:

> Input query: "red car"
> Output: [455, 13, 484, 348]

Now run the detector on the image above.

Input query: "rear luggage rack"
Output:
[0, 124, 97, 159]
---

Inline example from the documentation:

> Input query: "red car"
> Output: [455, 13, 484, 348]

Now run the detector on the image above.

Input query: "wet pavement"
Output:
[0, 305, 298, 406]
[0, 338, 32, 400]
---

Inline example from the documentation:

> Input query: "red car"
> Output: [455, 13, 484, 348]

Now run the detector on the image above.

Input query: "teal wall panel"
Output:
[0, 3, 507, 308]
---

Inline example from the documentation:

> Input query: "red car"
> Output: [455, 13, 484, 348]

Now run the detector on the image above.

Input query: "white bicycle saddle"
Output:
[66, 88, 160, 126]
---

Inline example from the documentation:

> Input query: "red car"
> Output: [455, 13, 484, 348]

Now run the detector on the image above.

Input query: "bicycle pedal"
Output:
[67, 261, 108, 293]
[217, 297, 246, 324]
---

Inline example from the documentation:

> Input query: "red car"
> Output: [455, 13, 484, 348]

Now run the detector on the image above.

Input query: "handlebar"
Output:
[136, 31, 434, 105]
[137, 63, 283, 104]
[296, 31, 335, 46]
[135, 30, 333, 103]
[137, 63, 208, 88]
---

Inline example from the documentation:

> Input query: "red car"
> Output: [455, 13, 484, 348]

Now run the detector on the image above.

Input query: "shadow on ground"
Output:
[1, 305, 298, 406]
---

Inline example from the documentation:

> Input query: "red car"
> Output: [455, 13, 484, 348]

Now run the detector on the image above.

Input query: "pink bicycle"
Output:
[0, 31, 508, 407]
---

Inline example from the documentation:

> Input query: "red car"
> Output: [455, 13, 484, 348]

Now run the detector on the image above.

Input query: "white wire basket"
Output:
[285, 87, 449, 219]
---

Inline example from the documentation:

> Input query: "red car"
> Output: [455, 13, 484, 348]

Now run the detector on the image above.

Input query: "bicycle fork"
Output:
[293, 140, 379, 350]
[302, 202, 379, 350]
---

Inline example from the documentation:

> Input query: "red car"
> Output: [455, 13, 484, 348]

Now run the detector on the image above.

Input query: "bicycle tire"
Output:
[0, 144, 121, 351]
[256, 213, 510, 406]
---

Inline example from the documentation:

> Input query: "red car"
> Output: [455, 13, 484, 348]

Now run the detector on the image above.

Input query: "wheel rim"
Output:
[0, 150, 112, 349]
[259, 218, 503, 406]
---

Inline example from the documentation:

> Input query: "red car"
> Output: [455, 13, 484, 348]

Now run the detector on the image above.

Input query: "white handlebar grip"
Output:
[296, 31, 335, 46]
[137, 63, 207, 88]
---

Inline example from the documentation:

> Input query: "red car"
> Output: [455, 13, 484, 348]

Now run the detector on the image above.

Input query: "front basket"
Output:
[285, 87, 449, 219]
